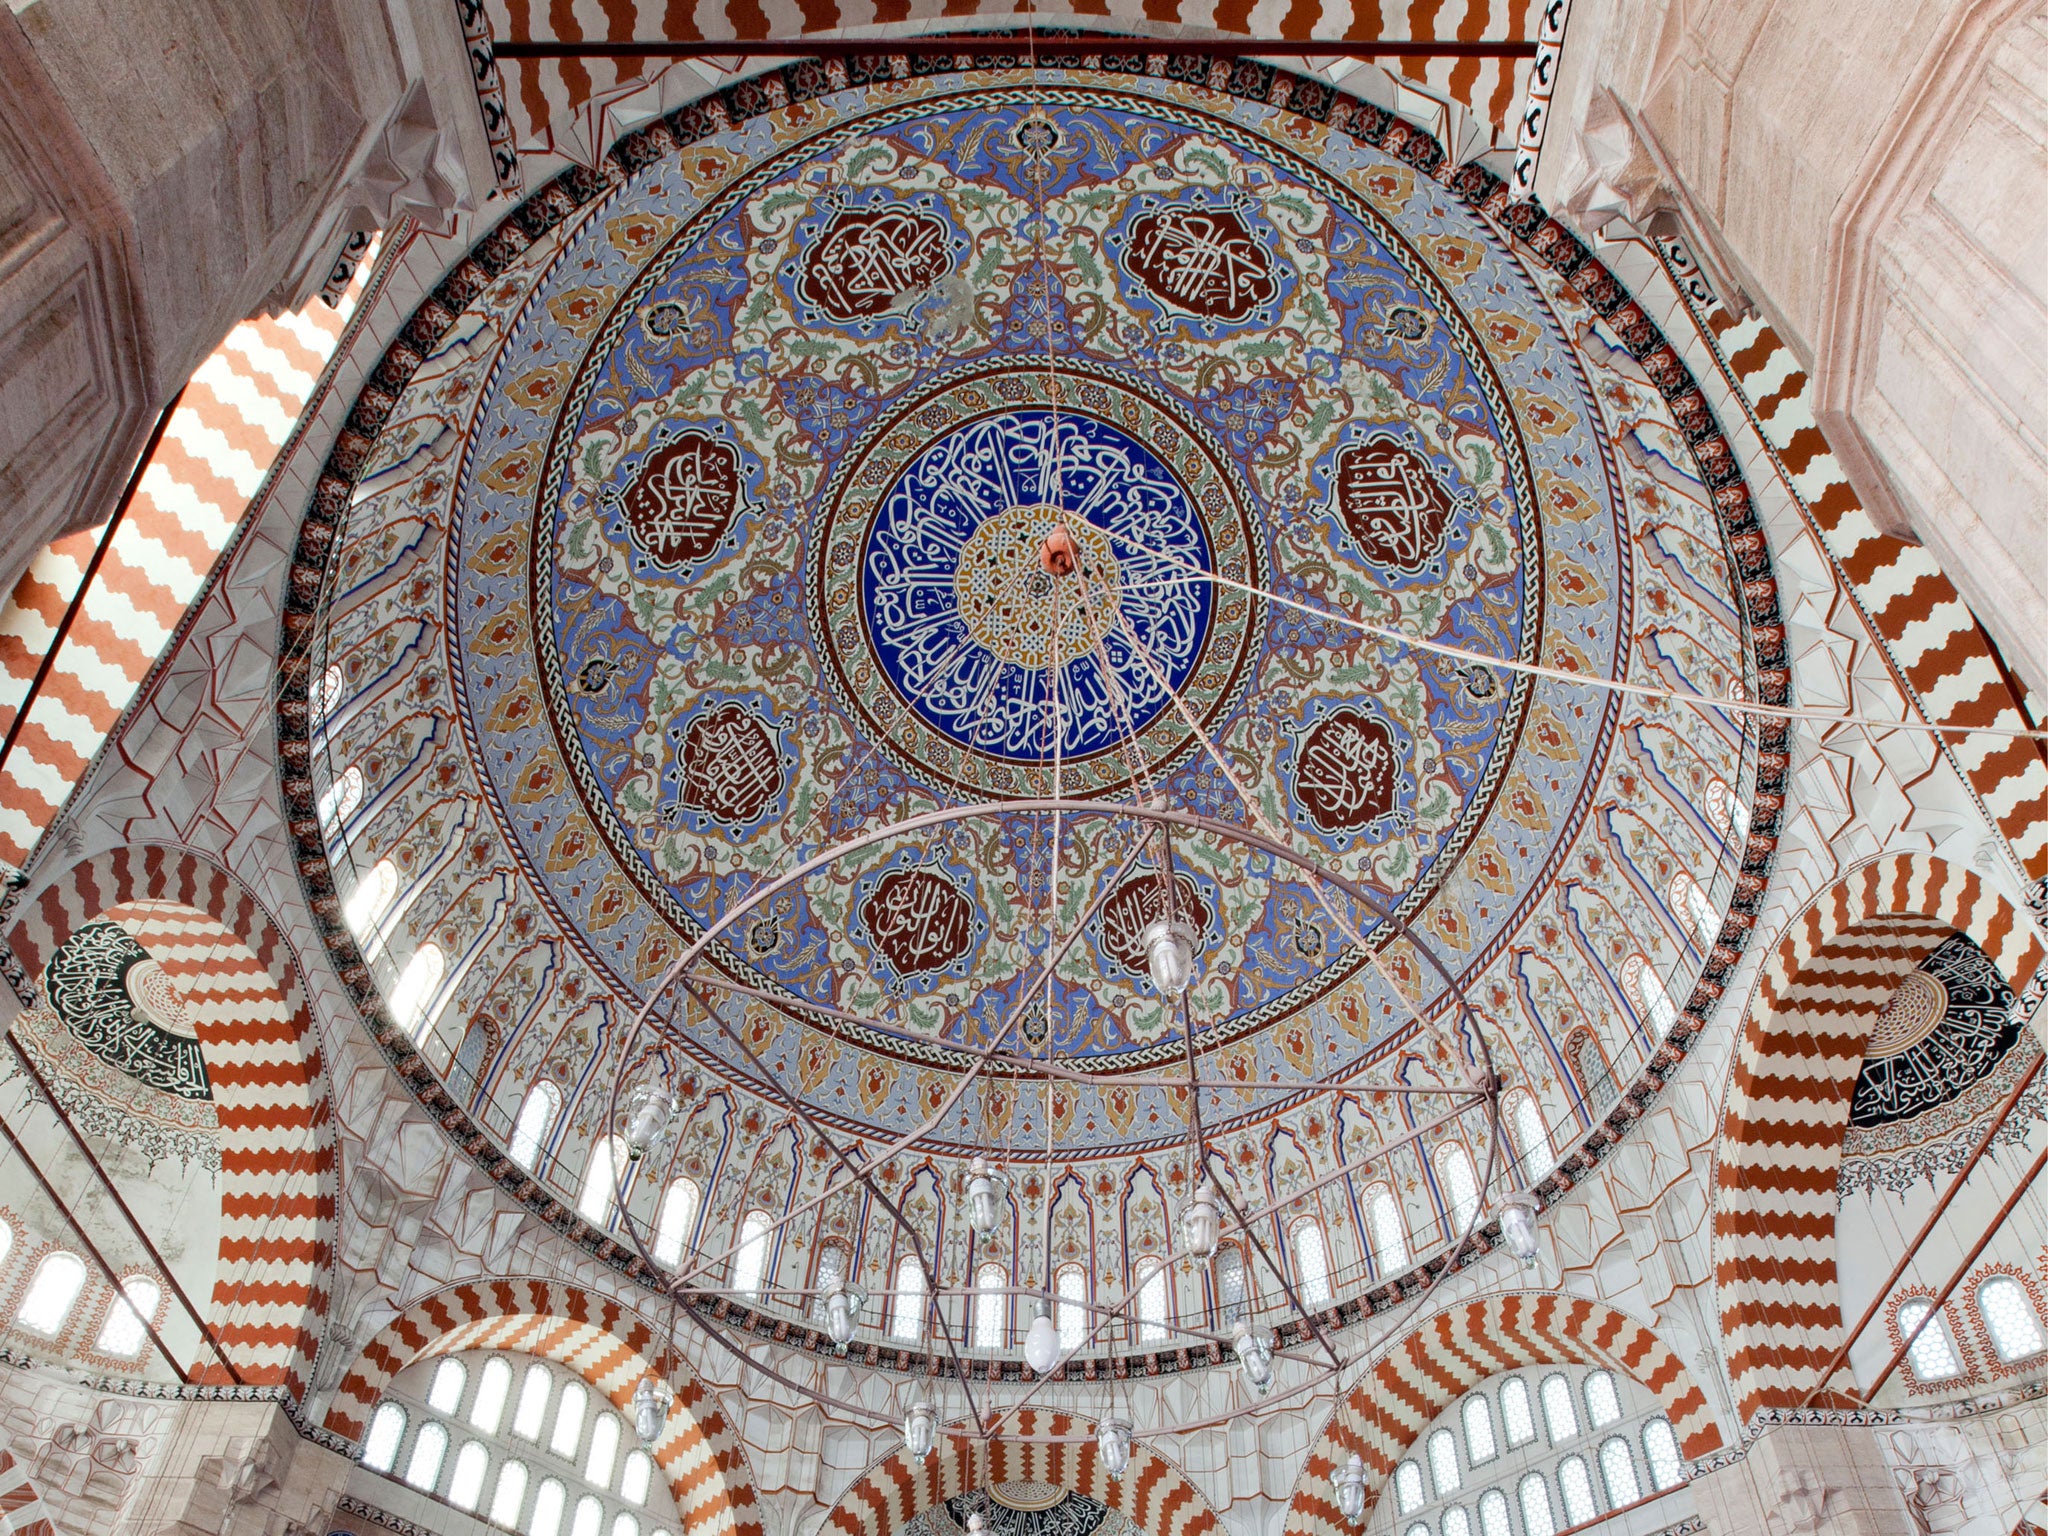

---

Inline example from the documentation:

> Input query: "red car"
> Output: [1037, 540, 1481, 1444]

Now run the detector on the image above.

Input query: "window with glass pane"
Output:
[17, 1252, 85, 1335]
[1434, 1142, 1479, 1231]
[586, 1413, 621, 1487]
[1477, 1489, 1511, 1536]
[974, 1263, 1007, 1349]
[550, 1380, 589, 1458]
[346, 858, 398, 944]
[1442, 1510, 1471, 1536]
[1367, 1184, 1409, 1270]
[621, 1448, 652, 1505]
[654, 1178, 701, 1267]
[1540, 1373, 1579, 1441]
[1056, 1265, 1088, 1350]
[1499, 1378, 1536, 1448]
[448, 1441, 490, 1510]
[1215, 1246, 1248, 1326]
[428, 1357, 467, 1414]
[1600, 1436, 1641, 1506]
[390, 943, 445, 1040]
[1898, 1298, 1963, 1381]
[403, 1421, 448, 1491]
[1134, 1258, 1169, 1344]
[1556, 1455, 1596, 1524]
[529, 1477, 567, 1536]
[731, 1211, 771, 1297]
[1642, 1418, 1683, 1490]
[512, 1084, 561, 1171]
[1583, 1369, 1621, 1428]
[1517, 1473, 1556, 1536]
[812, 1245, 847, 1327]
[579, 1136, 627, 1226]
[892, 1257, 926, 1342]
[1978, 1276, 2046, 1362]
[1394, 1461, 1426, 1515]
[471, 1357, 513, 1434]
[1510, 1095, 1549, 1173]
[491, 1459, 530, 1527]
[1405, 1525, 1430, 1536]
[318, 763, 363, 827]
[1427, 1428, 1460, 1495]
[612, 1516, 640, 1536]
[1462, 1396, 1497, 1463]
[514, 1362, 553, 1439]
[572, 1493, 604, 1536]
[1292, 1219, 1332, 1306]
[95, 1275, 160, 1357]
[362, 1403, 406, 1473]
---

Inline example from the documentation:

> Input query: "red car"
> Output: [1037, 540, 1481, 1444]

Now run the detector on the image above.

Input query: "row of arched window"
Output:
[1899, 1274, 2048, 1386]
[0, 1222, 163, 1363]
[362, 1356, 672, 1536]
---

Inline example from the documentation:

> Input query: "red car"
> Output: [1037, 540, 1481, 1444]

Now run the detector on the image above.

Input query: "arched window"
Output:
[1583, 1368, 1622, 1428]
[512, 1361, 552, 1439]
[578, 1136, 628, 1227]
[1463, 1395, 1497, 1464]
[362, 1402, 406, 1472]
[1394, 1460, 1426, 1515]
[620, 1448, 652, 1505]
[1056, 1264, 1088, 1350]
[572, 1495, 604, 1536]
[1427, 1426, 1460, 1495]
[489, 1457, 528, 1526]
[316, 663, 344, 721]
[1133, 1257, 1169, 1344]
[1898, 1297, 1964, 1381]
[730, 1210, 771, 1297]
[891, 1257, 926, 1342]
[1443, 1510, 1473, 1536]
[511, 1082, 560, 1170]
[1366, 1183, 1409, 1270]
[448, 1440, 489, 1511]
[1671, 871, 1718, 943]
[1434, 1141, 1480, 1231]
[1499, 1377, 1536, 1448]
[427, 1357, 467, 1414]
[654, 1178, 701, 1267]
[974, 1262, 1007, 1350]
[470, 1357, 512, 1434]
[1706, 777, 1748, 839]
[1600, 1435, 1641, 1506]
[585, 1413, 620, 1488]
[1517, 1473, 1556, 1536]
[1621, 954, 1677, 1034]
[549, 1380, 589, 1458]
[1507, 1093, 1549, 1176]
[95, 1275, 160, 1358]
[1405, 1525, 1431, 1536]
[530, 1478, 567, 1536]
[318, 763, 363, 828]
[1556, 1454, 1596, 1523]
[1215, 1244, 1249, 1326]
[1642, 1418, 1683, 1490]
[389, 942, 445, 1041]
[450, 1019, 494, 1104]
[17, 1251, 86, 1335]
[403, 1420, 448, 1491]
[1540, 1373, 1579, 1441]
[1977, 1276, 2047, 1362]
[1476, 1489, 1510, 1536]
[613, 1515, 640, 1536]
[1291, 1218, 1332, 1306]
[345, 858, 399, 941]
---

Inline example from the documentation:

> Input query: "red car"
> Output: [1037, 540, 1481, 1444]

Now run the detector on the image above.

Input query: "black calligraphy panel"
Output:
[1848, 933, 2021, 1129]
[44, 921, 212, 1102]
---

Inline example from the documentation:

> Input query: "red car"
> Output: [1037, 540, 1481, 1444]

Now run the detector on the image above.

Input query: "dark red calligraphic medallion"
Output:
[861, 868, 975, 977]
[799, 207, 952, 320]
[1295, 709, 1398, 834]
[676, 703, 782, 826]
[1099, 873, 1212, 977]
[1332, 439, 1456, 570]
[619, 433, 741, 566]
[1122, 206, 1278, 321]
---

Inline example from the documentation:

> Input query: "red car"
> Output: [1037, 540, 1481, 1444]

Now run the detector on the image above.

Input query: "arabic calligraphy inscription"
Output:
[1100, 873, 1211, 977]
[1332, 439, 1456, 571]
[1121, 205, 1279, 322]
[618, 432, 741, 567]
[862, 868, 976, 977]
[1295, 709, 1398, 834]
[799, 207, 953, 321]
[675, 703, 783, 828]
[45, 922, 212, 1102]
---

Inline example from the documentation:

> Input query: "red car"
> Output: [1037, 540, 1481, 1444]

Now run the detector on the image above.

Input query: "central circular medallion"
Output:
[816, 366, 1264, 797]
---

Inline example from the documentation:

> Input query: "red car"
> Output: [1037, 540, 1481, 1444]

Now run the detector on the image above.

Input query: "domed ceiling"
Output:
[288, 55, 1780, 1317]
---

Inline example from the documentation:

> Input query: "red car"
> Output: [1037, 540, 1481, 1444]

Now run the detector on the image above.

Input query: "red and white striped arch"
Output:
[1715, 853, 2047, 1425]
[0, 1447, 54, 1536]
[326, 1279, 762, 1536]
[1284, 1293, 1723, 1535]
[3, 845, 334, 1396]
[824, 1409, 1219, 1536]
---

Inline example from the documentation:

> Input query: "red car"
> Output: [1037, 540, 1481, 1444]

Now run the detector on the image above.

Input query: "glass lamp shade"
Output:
[1024, 1300, 1061, 1374]
[1138, 918, 1197, 997]
[1182, 1180, 1220, 1260]
[631, 1376, 674, 1445]
[904, 1399, 937, 1460]
[1334, 1453, 1367, 1523]
[965, 1157, 1003, 1237]
[623, 1085, 676, 1161]
[1499, 1194, 1540, 1264]
[1096, 1417, 1133, 1478]
[1232, 1319, 1275, 1395]
[966, 1516, 985, 1536]
[824, 1282, 865, 1348]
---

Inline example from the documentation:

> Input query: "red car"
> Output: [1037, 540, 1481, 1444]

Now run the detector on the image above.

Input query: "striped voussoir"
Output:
[0, 1448, 53, 1536]
[326, 1279, 760, 1536]
[1283, 1293, 1722, 1535]
[5, 846, 333, 1396]
[824, 1409, 1218, 1536]
[1714, 854, 2047, 1426]
[1686, 304, 2048, 883]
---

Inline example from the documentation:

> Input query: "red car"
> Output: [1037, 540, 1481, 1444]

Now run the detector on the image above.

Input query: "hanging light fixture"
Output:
[903, 1396, 936, 1460]
[1181, 1178, 1220, 1260]
[1024, 1296, 1061, 1375]
[1333, 1453, 1367, 1524]
[1232, 1318, 1275, 1396]
[823, 1278, 867, 1349]
[966, 1516, 985, 1536]
[1096, 1417, 1132, 1478]
[1499, 1192, 1541, 1266]
[1138, 916, 1197, 997]
[631, 1375, 674, 1445]
[622, 1084, 677, 1161]
[964, 1156, 1007, 1238]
